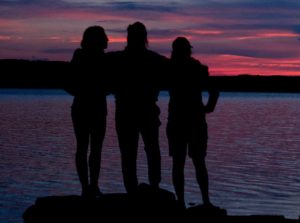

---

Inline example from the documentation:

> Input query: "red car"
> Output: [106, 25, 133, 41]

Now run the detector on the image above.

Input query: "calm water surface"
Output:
[0, 89, 300, 222]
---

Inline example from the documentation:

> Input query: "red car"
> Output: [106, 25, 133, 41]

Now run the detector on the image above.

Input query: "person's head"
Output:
[171, 37, 192, 59]
[81, 26, 108, 51]
[126, 21, 148, 49]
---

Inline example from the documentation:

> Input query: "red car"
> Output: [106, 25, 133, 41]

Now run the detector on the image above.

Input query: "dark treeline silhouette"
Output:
[212, 75, 300, 93]
[0, 59, 70, 88]
[1, 59, 300, 92]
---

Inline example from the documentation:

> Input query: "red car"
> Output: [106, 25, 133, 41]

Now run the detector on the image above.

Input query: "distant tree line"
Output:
[1, 59, 300, 92]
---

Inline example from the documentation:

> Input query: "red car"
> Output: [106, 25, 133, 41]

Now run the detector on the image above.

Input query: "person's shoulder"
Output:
[71, 48, 83, 63]
[105, 51, 126, 66]
[147, 49, 164, 57]
[191, 57, 209, 75]
[190, 57, 206, 67]
[147, 49, 169, 61]
[73, 48, 83, 56]
[106, 50, 125, 59]
[189, 57, 200, 65]
[106, 50, 122, 56]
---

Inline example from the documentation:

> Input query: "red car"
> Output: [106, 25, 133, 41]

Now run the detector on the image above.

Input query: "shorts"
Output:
[167, 118, 208, 158]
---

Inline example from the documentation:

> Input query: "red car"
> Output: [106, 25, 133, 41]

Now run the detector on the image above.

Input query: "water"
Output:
[0, 89, 299, 222]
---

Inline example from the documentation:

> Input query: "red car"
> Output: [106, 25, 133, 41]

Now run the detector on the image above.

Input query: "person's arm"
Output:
[104, 51, 122, 96]
[203, 65, 219, 113]
[64, 49, 81, 96]
[157, 54, 171, 91]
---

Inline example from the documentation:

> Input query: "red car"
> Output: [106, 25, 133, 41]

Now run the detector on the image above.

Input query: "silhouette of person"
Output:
[111, 22, 168, 193]
[166, 37, 219, 208]
[65, 26, 109, 198]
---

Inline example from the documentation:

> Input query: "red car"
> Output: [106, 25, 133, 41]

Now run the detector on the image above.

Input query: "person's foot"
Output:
[202, 202, 227, 215]
[126, 184, 139, 195]
[150, 182, 160, 190]
[203, 202, 220, 210]
[81, 186, 90, 198]
[176, 199, 186, 210]
[89, 185, 102, 198]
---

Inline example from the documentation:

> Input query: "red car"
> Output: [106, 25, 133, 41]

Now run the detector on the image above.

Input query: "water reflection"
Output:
[0, 90, 299, 223]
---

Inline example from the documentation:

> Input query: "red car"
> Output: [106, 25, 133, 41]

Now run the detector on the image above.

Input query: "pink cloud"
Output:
[198, 54, 300, 76]
[0, 35, 11, 40]
[1, 1, 299, 76]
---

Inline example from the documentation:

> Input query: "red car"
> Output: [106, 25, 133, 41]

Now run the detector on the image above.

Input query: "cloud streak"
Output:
[0, 0, 299, 75]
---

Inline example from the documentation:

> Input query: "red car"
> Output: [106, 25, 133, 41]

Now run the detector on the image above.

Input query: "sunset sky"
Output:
[0, 0, 299, 76]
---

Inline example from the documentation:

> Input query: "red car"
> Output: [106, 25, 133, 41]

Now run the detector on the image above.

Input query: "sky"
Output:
[0, 0, 299, 76]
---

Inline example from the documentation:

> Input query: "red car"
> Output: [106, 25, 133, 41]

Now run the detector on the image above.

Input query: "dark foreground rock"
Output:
[23, 183, 297, 223]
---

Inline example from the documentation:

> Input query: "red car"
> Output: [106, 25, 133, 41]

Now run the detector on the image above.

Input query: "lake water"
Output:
[0, 89, 300, 222]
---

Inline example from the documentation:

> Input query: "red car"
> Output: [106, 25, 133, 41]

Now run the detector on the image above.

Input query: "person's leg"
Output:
[72, 108, 89, 196]
[190, 119, 211, 205]
[116, 113, 139, 193]
[192, 156, 210, 205]
[193, 152, 220, 209]
[172, 152, 186, 207]
[141, 122, 161, 188]
[89, 115, 106, 196]
[167, 121, 186, 208]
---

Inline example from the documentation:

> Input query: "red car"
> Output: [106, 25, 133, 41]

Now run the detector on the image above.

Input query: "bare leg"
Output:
[192, 156, 211, 205]
[75, 143, 89, 196]
[89, 120, 106, 196]
[172, 153, 186, 208]
[141, 124, 161, 188]
[116, 115, 139, 194]
[89, 146, 101, 188]
[72, 109, 90, 196]
[89, 141, 102, 196]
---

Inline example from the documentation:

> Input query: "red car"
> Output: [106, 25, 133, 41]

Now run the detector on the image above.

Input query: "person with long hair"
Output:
[66, 26, 109, 198]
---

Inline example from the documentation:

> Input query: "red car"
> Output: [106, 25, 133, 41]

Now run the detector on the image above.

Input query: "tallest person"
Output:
[112, 22, 168, 193]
